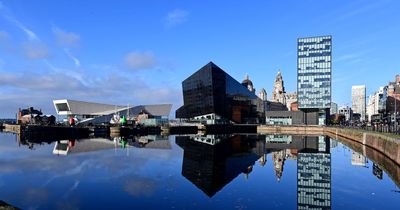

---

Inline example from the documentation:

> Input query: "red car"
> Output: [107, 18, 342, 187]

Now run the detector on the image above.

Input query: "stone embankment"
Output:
[258, 125, 400, 166]
[324, 127, 400, 166]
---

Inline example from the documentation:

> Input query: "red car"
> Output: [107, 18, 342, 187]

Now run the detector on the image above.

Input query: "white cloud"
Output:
[165, 9, 189, 28]
[53, 27, 80, 48]
[22, 43, 49, 59]
[64, 48, 81, 67]
[0, 71, 84, 91]
[0, 2, 39, 41]
[43, 60, 86, 85]
[124, 51, 156, 70]
[12, 18, 39, 41]
[0, 69, 181, 118]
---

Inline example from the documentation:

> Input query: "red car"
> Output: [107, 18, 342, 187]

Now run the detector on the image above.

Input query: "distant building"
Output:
[258, 88, 267, 101]
[367, 86, 388, 122]
[366, 94, 376, 122]
[285, 92, 297, 111]
[352, 85, 366, 121]
[377, 86, 388, 114]
[242, 74, 255, 94]
[53, 99, 172, 125]
[386, 75, 400, 116]
[272, 70, 286, 105]
[330, 102, 338, 115]
[176, 62, 264, 124]
[258, 88, 268, 114]
[297, 35, 332, 125]
[338, 106, 352, 122]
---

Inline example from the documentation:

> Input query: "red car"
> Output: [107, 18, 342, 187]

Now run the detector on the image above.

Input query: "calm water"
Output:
[0, 132, 399, 210]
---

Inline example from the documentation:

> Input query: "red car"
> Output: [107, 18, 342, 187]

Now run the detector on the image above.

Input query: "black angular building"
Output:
[176, 62, 264, 123]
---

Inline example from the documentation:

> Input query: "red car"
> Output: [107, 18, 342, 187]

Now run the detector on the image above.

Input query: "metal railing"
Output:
[329, 123, 400, 135]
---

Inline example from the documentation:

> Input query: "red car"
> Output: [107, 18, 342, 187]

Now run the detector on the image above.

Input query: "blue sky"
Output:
[0, 0, 400, 118]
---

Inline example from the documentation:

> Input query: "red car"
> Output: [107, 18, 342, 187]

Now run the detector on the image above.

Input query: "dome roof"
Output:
[241, 74, 253, 86]
[242, 79, 253, 86]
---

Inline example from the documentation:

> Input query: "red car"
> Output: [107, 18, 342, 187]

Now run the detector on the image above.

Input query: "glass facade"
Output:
[176, 62, 263, 123]
[297, 36, 332, 109]
[265, 116, 292, 125]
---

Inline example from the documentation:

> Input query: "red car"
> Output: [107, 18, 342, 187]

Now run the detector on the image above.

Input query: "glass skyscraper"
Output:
[297, 36, 332, 124]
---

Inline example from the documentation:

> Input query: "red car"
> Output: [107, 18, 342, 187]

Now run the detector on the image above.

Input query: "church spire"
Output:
[277, 69, 282, 79]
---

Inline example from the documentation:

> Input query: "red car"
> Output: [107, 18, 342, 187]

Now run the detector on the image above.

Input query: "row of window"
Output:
[298, 45, 331, 51]
[298, 72, 331, 76]
[299, 66, 331, 71]
[299, 55, 331, 62]
[298, 51, 331, 58]
[298, 36, 331, 45]
[299, 82, 331, 89]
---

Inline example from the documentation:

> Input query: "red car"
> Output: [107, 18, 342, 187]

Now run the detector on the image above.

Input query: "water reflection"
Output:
[176, 135, 263, 197]
[176, 133, 332, 210]
[337, 136, 400, 189]
[373, 163, 383, 180]
[352, 151, 368, 167]
[17, 134, 171, 155]
[297, 137, 331, 210]
[0, 132, 399, 209]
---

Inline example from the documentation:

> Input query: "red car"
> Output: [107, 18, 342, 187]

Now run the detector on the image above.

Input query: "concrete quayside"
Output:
[258, 125, 400, 167]
[1, 124, 162, 143]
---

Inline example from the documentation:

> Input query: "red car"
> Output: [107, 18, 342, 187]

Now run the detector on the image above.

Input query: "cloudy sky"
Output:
[0, 0, 400, 118]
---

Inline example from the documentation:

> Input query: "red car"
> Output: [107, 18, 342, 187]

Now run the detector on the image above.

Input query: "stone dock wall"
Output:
[258, 125, 400, 166]
[324, 127, 400, 166]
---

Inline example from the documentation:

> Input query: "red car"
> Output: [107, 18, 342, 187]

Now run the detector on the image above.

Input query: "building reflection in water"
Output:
[266, 135, 297, 181]
[351, 151, 368, 167]
[176, 133, 332, 209]
[297, 136, 331, 210]
[17, 134, 170, 155]
[129, 135, 171, 149]
[176, 134, 264, 197]
[373, 163, 383, 180]
[52, 135, 171, 155]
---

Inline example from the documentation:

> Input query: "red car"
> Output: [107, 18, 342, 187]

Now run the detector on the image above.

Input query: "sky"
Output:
[0, 0, 400, 118]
